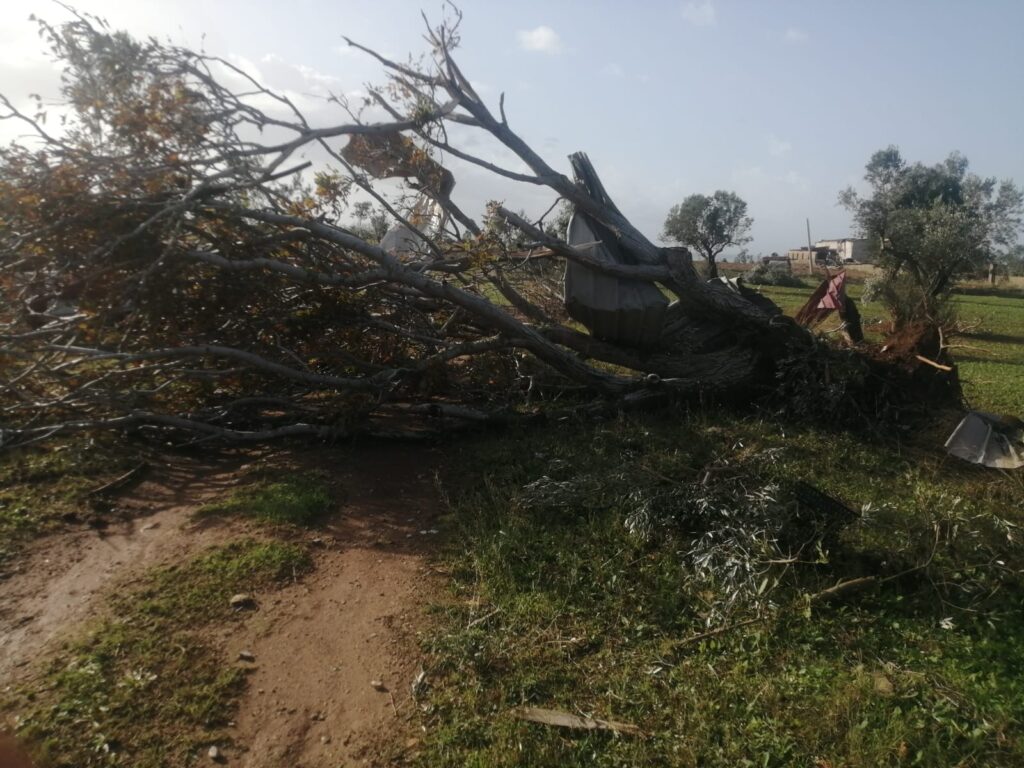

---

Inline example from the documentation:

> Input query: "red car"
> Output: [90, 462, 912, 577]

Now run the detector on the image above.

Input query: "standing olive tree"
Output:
[661, 191, 753, 279]
[840, 147, 1023, 328]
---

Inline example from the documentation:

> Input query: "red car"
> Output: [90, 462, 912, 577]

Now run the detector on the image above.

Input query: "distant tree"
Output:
[352, 200, 373, 227]
[483, 205, 531, 250]
[546, 200, 573, 240]
[348, 201, 390, 243]
[661, 191, 753, 279]
[840, 147, 1023, 326]
[368, 205, 390, 241]
[997, 244, 1024, 278]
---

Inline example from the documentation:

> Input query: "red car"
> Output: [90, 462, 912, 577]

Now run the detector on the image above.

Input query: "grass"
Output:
[418, 411, 1024, 767]
[0, 437, 137, 567]
[11, 539, 312, 768]
[198, 474, 334, 527]
[950, 293, 1024, 415]
[2, 276, 1021, 766]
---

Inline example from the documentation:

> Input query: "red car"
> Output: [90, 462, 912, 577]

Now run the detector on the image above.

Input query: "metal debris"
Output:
[945, 411, 1024, 469]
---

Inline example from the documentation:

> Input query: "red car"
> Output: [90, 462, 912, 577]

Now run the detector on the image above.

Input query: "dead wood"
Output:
[513, 707, 644, 737]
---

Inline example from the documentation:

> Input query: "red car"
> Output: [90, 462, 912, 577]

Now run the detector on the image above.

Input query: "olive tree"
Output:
[661, 191, 753, 279]
[840, 147, 1023, 327]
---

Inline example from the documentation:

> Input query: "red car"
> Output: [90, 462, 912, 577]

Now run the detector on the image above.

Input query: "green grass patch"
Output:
[0, 437, 137, 566]
[950, 293, 1024, 415]
[11, 539, 311, 767]
[198, 474, 334, 527]
[418, 412, 1024, 767]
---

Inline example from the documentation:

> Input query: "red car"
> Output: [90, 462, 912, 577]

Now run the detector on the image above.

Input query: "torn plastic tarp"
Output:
[794, 270, 864, 343]
[945, 411, 1024, 469]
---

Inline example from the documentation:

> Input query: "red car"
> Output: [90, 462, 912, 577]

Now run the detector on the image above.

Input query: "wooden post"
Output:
[806, 218, 814, 276]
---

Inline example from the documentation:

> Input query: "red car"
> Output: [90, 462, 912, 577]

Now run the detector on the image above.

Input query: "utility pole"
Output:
[805, 218, 814, 276]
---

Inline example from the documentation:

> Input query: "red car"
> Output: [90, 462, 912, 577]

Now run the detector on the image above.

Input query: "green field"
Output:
[416, 286, 1024, 767]
[5, 280, 1023, 767]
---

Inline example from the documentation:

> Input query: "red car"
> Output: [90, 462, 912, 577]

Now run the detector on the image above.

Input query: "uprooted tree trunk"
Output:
[0, 9, 960, 448]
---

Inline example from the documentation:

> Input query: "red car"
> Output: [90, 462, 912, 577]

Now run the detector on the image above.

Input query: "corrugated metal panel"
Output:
[564, 213, 668, 348]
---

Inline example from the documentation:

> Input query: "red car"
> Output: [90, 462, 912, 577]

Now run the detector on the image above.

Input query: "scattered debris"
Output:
[672, 617, 764, 649]
[410, 667, 427, 698]
[467, 607, 502, 629]
[513, 706, 643, 737]
[915, 354, 953, 372]
[229, 593, 256, 610]
[809, 576, 878, 603]
[794, 270, 864, 342]
[86, 462, 150, 496]
[945, 411, 1024, 469]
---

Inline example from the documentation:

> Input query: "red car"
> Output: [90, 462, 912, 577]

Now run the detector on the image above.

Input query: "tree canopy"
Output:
[661, 192, 753, 279]
[840, 147, 1023, 326]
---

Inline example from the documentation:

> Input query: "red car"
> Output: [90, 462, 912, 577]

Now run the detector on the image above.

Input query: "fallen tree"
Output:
[0, 9, 959, 447]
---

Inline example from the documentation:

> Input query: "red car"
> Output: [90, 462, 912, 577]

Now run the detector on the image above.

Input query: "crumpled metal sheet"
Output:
[563, 212, 668, 348]
[945, 411, 1024, 469]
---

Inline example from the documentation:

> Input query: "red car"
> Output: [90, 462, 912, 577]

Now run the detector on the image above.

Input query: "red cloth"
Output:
[817, 271, 847, 311]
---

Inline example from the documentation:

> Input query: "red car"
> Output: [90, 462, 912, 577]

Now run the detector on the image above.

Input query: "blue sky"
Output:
[2, 1, 1022, 255]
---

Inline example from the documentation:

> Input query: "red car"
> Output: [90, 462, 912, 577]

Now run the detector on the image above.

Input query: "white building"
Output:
[787, 238, 871, 269]
[814, 238, 871, 263]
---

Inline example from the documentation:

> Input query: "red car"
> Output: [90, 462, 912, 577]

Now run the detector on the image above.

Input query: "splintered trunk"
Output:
[547, 154, 962, 419]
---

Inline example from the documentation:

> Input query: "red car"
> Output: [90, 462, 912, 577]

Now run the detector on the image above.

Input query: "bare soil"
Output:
[227, 444, 443, 766]
[0, 453, 246, 684]
[0, 442, 445, 767]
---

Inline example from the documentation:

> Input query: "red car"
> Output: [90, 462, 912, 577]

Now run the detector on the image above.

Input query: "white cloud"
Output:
[783, 170, 809, 190]
[784, 27, 808, 43]
[602, 62, 625, 78]
[768, 134, 792, 157]
[681, 1, 716, 27]
[517, 26, 562, 54]
[732, 164, 808, 192]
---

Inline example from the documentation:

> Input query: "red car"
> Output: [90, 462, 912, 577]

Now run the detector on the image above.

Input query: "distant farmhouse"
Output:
[786, 238, 871, 269]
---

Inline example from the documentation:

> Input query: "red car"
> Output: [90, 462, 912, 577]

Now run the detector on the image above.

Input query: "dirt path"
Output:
[228, 444, 442, 766]
[0, 443, 445, 766]
[0, 453, 246, 684]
